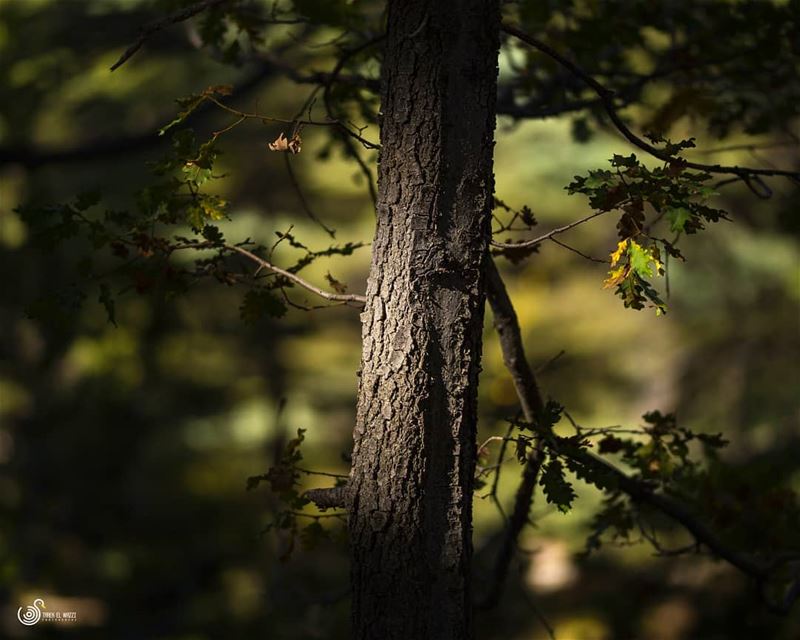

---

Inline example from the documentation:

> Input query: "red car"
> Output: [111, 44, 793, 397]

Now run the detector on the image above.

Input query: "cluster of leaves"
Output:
[247, 428, 345, 558]
[193, 1, 277, 65]
[578, 412, 733, 557]
[247, 428, 308, 506]
[499, 401, 800, 568]
[508, 401, 619, 515]
[16, 121, 235, 325]
[584, 458, 800, 563]
[18, 83, 365, 327]
[596, 410, 728, 488]
[507, 0, 800, 139]
[567, 140, 726, 312]
[506, 404, 760, 558]
[158, 84, 233, 138]
[514, 401, 588, 514]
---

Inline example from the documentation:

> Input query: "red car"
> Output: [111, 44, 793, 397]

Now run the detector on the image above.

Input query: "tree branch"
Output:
[0, 62, 278, 168]
[111, 0, 233, 71]
[485, 256, 799, 613]
[225, 244, 366, 305]
[477, 258, 546, 609]
[259, 52, 380, 92]
[304, 485, 349, 510]
[205, 95, 380, 151]
[283, 154, 337, 238]
[501, 23, 800, 182]
[492, 210, 609, 250]
[321, 35, 385, 206]
[486, 258, 544, 419]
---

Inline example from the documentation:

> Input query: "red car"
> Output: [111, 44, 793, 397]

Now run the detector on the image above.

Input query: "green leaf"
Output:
[98, 283, 117, 326]
[186, 194, 228, 230]
[300, 521, 329, 550]
[628, 240, 657, 278]
[611, 153, 638, 168]
[583, 170, 614, 189]
[74, 191, 101, 211]
[566, 457, 619, 492]
[540, 458, 576, 513]
[246, 474, 268, 491]
[535, 399, 563, 431]
[159, 95, 204, 136]
[292, 0, 357, 26]
[666, 206, 692, 233]
[515, 437, 529, 464]
[696, 432, 729, 449]
[240, 290, 287, 323]
[201, 225, 224, 243]
[698, 185, 719, 200]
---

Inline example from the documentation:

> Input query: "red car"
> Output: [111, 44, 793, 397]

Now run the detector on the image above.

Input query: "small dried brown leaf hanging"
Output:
[325, 271, 348, 294]
[268, 131, 302, 154]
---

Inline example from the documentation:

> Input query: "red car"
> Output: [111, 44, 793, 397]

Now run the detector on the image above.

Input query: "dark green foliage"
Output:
[536, 399, 563, 432]
[247, 429, 341, 557]
[540, 457, 576, 513]
[240, 289, 288, 323]
[511, 0, 800, 137]
[247, 428, 306, 502]
[98, 282, 116, 326]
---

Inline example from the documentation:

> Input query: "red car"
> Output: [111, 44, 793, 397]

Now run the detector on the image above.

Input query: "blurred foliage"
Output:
[0, 0, 798, 639]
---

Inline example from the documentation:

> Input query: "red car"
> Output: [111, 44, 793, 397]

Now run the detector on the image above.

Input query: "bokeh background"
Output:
[0, 1, 798, 638]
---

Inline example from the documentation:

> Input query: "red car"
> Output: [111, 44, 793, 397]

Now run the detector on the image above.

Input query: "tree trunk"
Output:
[347, 1, 500, 638]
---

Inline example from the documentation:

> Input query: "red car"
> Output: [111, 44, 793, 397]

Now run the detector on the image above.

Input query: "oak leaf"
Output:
[268, 132, 302, 154]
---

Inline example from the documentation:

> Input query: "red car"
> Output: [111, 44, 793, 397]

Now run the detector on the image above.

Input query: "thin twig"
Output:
[534, 350, 566, 375]
[548, 237, 608, 264]
[284, 154, 337, 238]
[694, 140, 799, 155]
[519, 565, 557, 640]
[296, 467, 349, 479]
[225, 243, 366, 305]
[111, 0, 232, 71]
[205, 96, 379, 150]
[492, 211, 609, 250]
[290, 511, 347, 519]
[321, 35, 385, 206]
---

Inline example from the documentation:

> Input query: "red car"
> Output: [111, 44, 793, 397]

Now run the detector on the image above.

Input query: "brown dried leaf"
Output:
[325, 271, 348, 293]
[268, 132, 302, 154]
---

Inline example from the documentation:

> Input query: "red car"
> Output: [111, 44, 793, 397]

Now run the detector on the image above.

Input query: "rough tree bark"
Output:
[346, 1, 500, 638]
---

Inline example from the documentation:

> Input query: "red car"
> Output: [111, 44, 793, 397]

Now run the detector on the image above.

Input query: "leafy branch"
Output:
[501, 23, 800, 184]
[483, 257, 800, 614]
[226, 244, 366, 305]
[111, 0, 234, 71]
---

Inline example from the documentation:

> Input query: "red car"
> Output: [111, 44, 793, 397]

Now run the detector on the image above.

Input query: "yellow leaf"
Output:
[603, 265, 629, 289]
[610, 239, 628, 266]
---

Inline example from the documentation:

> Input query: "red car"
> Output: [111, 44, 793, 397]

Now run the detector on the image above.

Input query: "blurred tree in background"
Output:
[0, 0, 799, 638]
